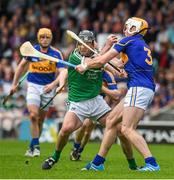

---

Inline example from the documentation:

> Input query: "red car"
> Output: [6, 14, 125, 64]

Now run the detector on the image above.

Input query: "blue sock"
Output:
[78, 147, 84, 153]
[74, 142, 80, 150]
[145, 157, 158, 167]
[29, 140, 34, 150]
[30, 138, 39, 150]
[92, 154, 105, 166]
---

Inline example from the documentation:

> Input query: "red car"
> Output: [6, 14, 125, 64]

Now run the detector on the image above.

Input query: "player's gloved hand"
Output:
[76, 57, 91, 74]
[76, 64, 87, 74]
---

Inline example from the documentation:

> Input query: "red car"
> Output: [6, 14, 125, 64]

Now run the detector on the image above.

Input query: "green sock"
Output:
[52, 150, 61, 162]
[127, 158, 137, 170]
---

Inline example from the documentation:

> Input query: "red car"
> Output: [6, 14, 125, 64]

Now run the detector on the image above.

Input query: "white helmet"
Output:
[124, 17, 148, 36]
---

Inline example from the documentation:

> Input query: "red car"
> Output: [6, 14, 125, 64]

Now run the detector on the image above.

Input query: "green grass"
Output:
[0, 140, 174, 179]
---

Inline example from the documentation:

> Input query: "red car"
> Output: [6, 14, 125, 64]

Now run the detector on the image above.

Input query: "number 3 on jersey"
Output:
[144, 47, 153, 65]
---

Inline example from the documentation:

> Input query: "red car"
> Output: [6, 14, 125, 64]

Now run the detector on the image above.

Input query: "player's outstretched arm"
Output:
[102, 86, 126, 101]
[57, 68, 68, 88]
[44, 68, 67, 93]
[10, 58, 29, 93]
[76, 48, 119, 74]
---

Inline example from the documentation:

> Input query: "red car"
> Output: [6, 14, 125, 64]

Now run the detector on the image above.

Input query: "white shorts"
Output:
[124, 87, 154, 110]
[26, 82, 55, 111]
[67, 95, 111, 122]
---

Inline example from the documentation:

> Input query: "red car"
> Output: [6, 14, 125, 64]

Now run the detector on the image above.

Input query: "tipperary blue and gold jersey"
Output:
[26, 44, 64, 85]
[102, 71, 117, 90]
[113, 34, 155, 91]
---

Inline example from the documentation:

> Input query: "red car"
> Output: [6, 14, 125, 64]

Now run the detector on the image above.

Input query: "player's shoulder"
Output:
[71, 48, 83, 60]
[117, 36, 135, 46]
[50, 46, 64, 59]
[33, 44, 40, 49]
[50, 46, 63, 54]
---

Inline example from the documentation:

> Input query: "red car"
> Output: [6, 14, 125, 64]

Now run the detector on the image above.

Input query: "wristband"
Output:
[81, 62, 88, 71]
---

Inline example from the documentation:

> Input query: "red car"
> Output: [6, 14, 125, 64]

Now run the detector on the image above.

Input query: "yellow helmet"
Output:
[124, 17, 148, 36]
[37, 28, 52, 43]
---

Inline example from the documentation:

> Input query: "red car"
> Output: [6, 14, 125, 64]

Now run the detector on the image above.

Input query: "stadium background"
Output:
[0, 0, 174, 143]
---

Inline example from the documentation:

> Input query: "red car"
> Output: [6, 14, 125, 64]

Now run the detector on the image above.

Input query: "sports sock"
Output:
[127, 158, 137, 170]
[78, 147, 84, 153]
[52, 150, 61, 162]
[74, 142, 80, 150]
[145, 156, 158, 167]
[92, 154, 105, 166]
[30, 138, 39, 150]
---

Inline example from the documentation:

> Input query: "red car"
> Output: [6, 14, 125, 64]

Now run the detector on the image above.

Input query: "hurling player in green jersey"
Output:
[42, 30, 112, 170]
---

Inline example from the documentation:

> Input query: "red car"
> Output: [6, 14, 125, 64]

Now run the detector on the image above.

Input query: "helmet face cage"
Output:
[124, 17, 148, 36]
[77, 30, 95, 56]
[78, 30, 95, 44]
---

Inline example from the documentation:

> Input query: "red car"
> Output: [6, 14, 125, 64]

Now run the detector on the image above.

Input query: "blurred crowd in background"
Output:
[0, 0, 174, 137]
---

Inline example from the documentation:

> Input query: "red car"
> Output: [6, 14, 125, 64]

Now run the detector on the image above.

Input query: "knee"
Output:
[30, 112, 39, 122]
[60, 125, 74, 136]
[83, 120, 93, 129]
[105, 116, 116, 130]
[121, 125, 132, 137]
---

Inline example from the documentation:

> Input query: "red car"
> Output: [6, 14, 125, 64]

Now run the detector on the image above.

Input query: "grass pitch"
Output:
[0, 140, 174, 179]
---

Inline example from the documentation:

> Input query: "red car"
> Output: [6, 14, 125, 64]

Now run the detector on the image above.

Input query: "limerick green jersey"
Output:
[68, 49, 102, 102]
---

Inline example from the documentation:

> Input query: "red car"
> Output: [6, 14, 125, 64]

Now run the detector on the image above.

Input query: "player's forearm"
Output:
[51, 76, 60, 87]
[86, 49, 118, 69]
[51, 69, 67, 87]
[12, 59, 28, 85]
[100, 44, 112, 55]
[57, 68, 68, 87]
[102, 86, 122, 101]
[104, 63, 120, 76]
[87, 56, 104, 68]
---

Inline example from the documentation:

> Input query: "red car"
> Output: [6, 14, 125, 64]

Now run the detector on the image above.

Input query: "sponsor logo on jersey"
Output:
[31, 64, 53, 72]
[29, 60, 56, 73]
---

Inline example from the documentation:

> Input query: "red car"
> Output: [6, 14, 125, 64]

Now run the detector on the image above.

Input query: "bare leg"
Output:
[28, 104, 40, 139]
[117, 123, 137, 170]
[80, 119, 95, 148]
[121, 107, 152, 158]
[120, 107, 160, 171]
[117, 123, 133, 159]
[84, 100, 137, 170]
[56, 112, 82, 151]
[81, 101, 124, 169]
[98, 100, 123, 157]
[25, 104, 41, 156]
[75, 126, 86, 143]
[42, 111, 83, 169]
[38, 110, 47, 137]
[70, 119, 95, 160]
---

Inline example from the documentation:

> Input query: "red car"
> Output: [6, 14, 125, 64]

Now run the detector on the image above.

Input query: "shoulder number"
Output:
[144, 47, 153, 65]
